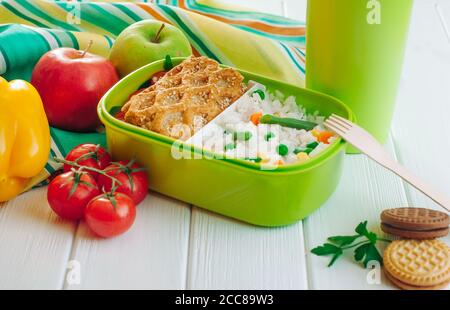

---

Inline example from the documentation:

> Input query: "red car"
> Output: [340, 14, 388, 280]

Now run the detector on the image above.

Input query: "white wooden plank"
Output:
[391, 0, 450, 238]
[437, 0, 450, 43]
[65, 193, 190, 289]
[304, 139, 407, 290]
[186, 1, 308, 290]
[187, 209, 308, 289]
[0, 187, 75, 289]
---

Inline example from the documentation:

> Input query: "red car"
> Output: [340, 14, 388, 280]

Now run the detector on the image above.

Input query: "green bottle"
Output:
[306, 0, 413, 152]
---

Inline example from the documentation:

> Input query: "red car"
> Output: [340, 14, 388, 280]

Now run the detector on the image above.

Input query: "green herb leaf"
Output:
[353, 243, 383, 267]
[355, 221, 369, 235]
[328, 235, 361, 247]
[311, 220, 390, 269]
[354, 243, 371, 262]
[366, 232, 378, 244]
[311, 243, 341, 256]
[363, 244, 383, 267]
[328, 251, 343, 267]
[355, 221, 378, 243]
[310, 243, 343, 267]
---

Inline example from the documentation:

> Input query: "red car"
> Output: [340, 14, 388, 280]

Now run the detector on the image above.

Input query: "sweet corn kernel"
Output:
[257, 152, 270, 163]
[311, 129, 321, 138]
[296, 152, 310, 162]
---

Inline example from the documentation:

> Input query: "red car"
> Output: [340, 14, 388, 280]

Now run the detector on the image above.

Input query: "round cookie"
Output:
[381, 223, 449, 239]
[381, 207, 449, 231]
[383, 239, 450, 287]
[384, 269, 450, 290]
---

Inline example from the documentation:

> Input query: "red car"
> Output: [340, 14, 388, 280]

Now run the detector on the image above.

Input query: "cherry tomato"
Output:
[128, 88, 145, 100]
[114, 110, 126, 121]
[97, 160, 148, 205]
[63, 144, 111, 180]
[85, 192, 136, 238]
[47, 171, 100, 220]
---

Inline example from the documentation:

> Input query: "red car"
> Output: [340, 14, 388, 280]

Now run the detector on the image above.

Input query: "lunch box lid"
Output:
[98, 57, 354, 173]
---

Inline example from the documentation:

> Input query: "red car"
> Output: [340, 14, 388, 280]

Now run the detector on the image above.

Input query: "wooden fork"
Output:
[325, 114, 450, 212]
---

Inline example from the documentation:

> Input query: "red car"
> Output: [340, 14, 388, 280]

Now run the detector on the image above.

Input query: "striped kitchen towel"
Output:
[0, 0, 306, 188]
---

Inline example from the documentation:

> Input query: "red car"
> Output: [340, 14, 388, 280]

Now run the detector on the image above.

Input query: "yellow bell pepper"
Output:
[0, 76, 50, 202]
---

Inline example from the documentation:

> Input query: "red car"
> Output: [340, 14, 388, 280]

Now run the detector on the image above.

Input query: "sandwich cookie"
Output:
[381, 207, 449, 239]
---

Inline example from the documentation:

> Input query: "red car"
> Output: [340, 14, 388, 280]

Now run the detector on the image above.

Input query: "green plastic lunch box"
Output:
[98, 58, 353, 227]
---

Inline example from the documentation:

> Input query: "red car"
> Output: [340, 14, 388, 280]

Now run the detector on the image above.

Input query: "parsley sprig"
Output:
[311, 221, 391, 267]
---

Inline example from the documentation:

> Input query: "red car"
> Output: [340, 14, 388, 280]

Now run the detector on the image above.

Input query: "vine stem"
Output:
[339, 237, 391, 251]
[341, 240, 371, 250]
[52, 157, 122, 186]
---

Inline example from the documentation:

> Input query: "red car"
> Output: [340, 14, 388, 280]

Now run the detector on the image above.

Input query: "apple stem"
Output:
[81, 40, 93, 58]
[153, 23, 165, 43]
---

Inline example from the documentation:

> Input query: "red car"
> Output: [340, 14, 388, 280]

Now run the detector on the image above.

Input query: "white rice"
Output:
[192, 89, 336, 166]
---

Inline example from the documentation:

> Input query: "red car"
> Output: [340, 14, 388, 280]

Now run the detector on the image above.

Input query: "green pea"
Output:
[294, 147, 313, 155]
[307, 141, 319, 149]
[224, 143, 236, 151]
[277, 144, 289, 156]
[233, 131, 252, 141]
[264, 132, 275, 141]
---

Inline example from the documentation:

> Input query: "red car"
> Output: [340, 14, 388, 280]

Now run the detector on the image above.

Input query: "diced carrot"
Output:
[276, 159, 284, 166]
[318, 131, 334, 144]
[250, 112, 263, 125]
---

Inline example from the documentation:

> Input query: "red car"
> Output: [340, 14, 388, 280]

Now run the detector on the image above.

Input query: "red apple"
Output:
[31, 47, 119, 132]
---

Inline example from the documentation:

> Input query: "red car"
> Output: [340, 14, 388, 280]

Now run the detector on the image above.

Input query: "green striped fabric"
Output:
[0, 0, 307, 188]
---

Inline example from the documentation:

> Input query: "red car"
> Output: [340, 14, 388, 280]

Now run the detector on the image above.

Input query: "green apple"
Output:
[110, 20, 192, 77]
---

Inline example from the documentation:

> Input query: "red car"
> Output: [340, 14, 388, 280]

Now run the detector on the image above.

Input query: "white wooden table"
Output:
[0, 0, 449, 290]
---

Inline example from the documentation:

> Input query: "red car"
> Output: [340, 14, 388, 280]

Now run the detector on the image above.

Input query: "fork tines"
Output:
[324, 114, 351, 136]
